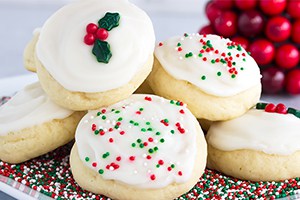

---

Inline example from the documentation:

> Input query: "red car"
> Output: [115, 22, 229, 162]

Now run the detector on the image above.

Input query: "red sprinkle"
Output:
[146, 155, 152, 160]
[136, 111, 142, 115]
[116, 156, 121, 161]
[129, 156, 135, 161]
[179, 109, 185, 114]
[92, 162, 97, 167]
[148, 137, 154, 142]
[144, 96, 152, 101]
[159, 42, 163, 47]
[150, 174, 156, 181]
[158, 160, 164, 165]
[178, 171, 183, 176]
[120, 131, 125, 135]
[109, 138, 114, 143]
[178, 47, 183, 52]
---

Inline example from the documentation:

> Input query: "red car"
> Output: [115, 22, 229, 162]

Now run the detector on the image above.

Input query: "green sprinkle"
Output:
[114, 125, 119, 129]
[231, 74, 236, 79]
[111, 109, 115, 112]
[117, 117, 123, 121]
[201, 75, 206, 80]
[146, 122, 151, 125]
[97, 112, 101, 116]
[177, 43, 181, 47]
[139, 143, 144, 148]
[139, 108, 144, 111]
[220, 58, 226, 64]
[237, 45, 242, 51]
[102, 115, 106, 120]
[141, 128, 146, 132]
[164, 119, 169, 123]
[102, 152, 110, 159]
[160, 138, 165, 143]
[148, 149, 154, 154]
[227, 52, 231, 56]
[131, 143, 136, 147]
[115, 110, 120, 114]
[94, 130, 99, 135]
[256, 103, 267, 110]
[134, 122, 139, 126]
[170, 130, 175, 134]
[98, 169, 104, 174]
[130, 120, 134, 124]
[217, 72, 222, 76]
[137, 139, 142, 143]
[85, 157, 90, 162]
[170, 100, 175, 104]
[156, 132, 161, 136]
[203, 45, 207, 49]
[176, 101, 181, 106]
[198, 53, 203, 57]
[240, 67, 244, 71]
[247, 51, 251, 55]
[156, 164, 160, 168]
[232, 62, 236, 65]
[211, 59, 216, 64]
[171, 164, 175, 168]
[154, 146, 159, 151]
[147, 128, 153, 131]
[243, 58, 246, 62]
[185, 52, 193, 58]
[184, 33, 189, 37]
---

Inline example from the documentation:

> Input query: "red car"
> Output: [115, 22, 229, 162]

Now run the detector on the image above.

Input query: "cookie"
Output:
[206, 103, 300, 181]
[70, 94, 207, 200]
[148, 34, 262, 121]
[23, 29, 40, 73]
[0, 82, 84, 164]
[33, 0, 155, 111]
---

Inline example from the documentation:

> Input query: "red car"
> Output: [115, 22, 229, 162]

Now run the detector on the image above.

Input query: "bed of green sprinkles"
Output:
[1, 98, 300, 199]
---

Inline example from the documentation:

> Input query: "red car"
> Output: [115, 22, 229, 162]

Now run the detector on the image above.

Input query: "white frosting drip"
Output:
[76, 94, 199, 188]
[36, 0, 155, 92]
[0, 82, 74, 136]
[207, 109, 300, 155]
[155, 34, 261, 97]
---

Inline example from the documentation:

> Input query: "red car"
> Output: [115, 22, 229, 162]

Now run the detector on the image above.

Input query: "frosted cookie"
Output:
[33, 0, 155, 111]
[206, 103, 300, 181]
[148, 34, 261, 121]
[0, 82, 84, 164]
[70, 94, 207, 200]
[23, 29, 40, 73]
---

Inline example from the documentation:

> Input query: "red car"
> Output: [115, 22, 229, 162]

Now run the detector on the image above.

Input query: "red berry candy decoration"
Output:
[214, 11, 237, 37]
[286, 69, 300, 95]
[259, 0, 286, 16]
[265, 16, 291, 42]
[200, 0, 300, 95]
[248, 39, 274, 65]
[84, 12, 120, 64]
[262, 67, 285, 94]
[275, 44, 299, 70]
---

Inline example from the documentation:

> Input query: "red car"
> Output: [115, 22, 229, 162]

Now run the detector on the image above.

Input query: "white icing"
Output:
[36, 0, 155, 93]
[207, 109, 300, 155]
[75, 94, 200, 188]
[0, 82, 74, 136]
[155, 34, 261, 97]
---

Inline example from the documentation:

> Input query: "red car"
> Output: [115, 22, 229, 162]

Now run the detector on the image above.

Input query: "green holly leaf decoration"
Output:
[98, 12, 120, 31]
[92, 39, 112, 64]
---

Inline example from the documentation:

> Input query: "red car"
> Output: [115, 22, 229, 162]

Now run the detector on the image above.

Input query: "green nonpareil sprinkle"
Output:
[156, 164, 160, 168]
[231, 74, 236, 79]
[154, 147, 159, 151]
[217, 72, 222, 76]
[156, 132, 161, 135]
[115, 110, 120, 114]
[94, 130, 99, 135]
[232, 62, 236, 65]
[203, 45, 207, 49]
[141, 128, 146, 132]
[85, 157, 90, 162]
[147, 128, 153, 131]
[164, 119, 169, 123]
[102, 115, 106, 120]
[131, 143, 136, 147]
[171, 164, 175, 168]
[139, 108, 144, 111]
[130, 120, 134, 124]
[117, 117, 123, 121]
[198, 53, 203, 57]
[148, 149, 154, 154]
[97, 112, 101, 116]
[243, 58, 246, 62]
[247, 51, 251, 55]
[98, 169, 104, 174]
[177, 43, 181, 47]
[185, 52, 193, 58]
[237, 45, 242, 51]
[201, 75, 206, 80]
[227, 52, 231, 56]
[160, 138, 165, 143]
[102, 152, 110, 159]
[240, 67, 244, 71]
[211, 60, 216, 64]
[137, 139, 142, 143]
[139, 143, 144, 148]
[134, 122, 139, 126]
[146, 122, 151, 125]
[170, 100, 175, 104]
[170, 130, 175, 134]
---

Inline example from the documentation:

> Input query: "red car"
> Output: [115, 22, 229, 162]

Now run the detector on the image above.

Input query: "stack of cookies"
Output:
[1, 0, 300, 199]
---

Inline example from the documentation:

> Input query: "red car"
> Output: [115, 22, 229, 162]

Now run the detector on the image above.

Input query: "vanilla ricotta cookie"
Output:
[207, 103, 300, 181]
[0, 82, 84, 164]
[70, 94, 207, 200]
[34, 0, 155, 111]
[148, 34, 262, 121]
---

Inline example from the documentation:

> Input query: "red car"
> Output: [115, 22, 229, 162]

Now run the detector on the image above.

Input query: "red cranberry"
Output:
[235, 0, 257, 10]
[275, 44, 299, 70]
[205, 1, 222, 23]
[86, 23, 98, 34]
[248, 39, 275, 65]
[238, 10, 264, 37]
[262, 67, 285, 94]
[214, 11, 238, 37]
[259, 0, 286, 16]
[96, 28, 109, 41]
[265, 103, 276, 112]
[231, 36, 249, 50]
[276, 103, 287, 114]
[199, 24, 215, 35]
[292, 20, 300, 43]
[213, 0, 234, 10]
[287, 0, 300, 18]
[84, 33, 95, 45]
[286, 69, 300, 95]
[265, 16, 291, 42]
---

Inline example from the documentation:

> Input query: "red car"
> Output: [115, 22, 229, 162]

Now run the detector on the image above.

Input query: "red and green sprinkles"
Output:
[1, 97, 300, 199]
[256, 102, 300, 118]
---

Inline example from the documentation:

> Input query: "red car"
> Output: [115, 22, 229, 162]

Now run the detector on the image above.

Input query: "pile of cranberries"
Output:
[199, 0, 300, 95]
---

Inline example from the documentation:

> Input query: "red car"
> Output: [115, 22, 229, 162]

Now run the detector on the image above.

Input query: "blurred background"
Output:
[0, 0, 208, 78]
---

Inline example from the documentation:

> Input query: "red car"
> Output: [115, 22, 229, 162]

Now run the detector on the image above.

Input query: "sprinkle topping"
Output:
[75, 94, 198, 189]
